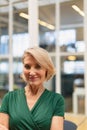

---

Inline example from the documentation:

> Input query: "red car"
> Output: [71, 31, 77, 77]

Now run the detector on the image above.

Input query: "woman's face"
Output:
[23, 54, 47, 87]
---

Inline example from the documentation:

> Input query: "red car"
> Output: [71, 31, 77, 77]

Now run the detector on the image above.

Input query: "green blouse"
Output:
[0, 88, 65, 130]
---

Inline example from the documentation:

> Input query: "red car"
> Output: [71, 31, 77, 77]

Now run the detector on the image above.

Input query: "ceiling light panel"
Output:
[72, 5, 85, 17]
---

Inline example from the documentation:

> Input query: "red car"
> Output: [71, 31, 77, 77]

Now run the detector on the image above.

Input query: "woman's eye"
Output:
[35, 64, 41, 69]
[24, 64, 30, 69]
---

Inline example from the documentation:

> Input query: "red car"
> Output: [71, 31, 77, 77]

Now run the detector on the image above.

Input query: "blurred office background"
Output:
[0, 0, 87, 116]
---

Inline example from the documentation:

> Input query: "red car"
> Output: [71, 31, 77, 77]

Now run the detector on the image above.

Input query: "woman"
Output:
[0, 47, 65, 130]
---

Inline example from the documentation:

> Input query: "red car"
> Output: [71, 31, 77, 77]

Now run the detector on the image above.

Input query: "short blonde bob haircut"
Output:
[22, 46, 56, 81]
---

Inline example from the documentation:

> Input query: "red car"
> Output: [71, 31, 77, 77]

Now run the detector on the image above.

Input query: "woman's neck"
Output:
[25, 85, 45, 95]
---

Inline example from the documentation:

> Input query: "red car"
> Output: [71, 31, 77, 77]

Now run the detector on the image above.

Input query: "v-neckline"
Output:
[22, 88, 47, 112]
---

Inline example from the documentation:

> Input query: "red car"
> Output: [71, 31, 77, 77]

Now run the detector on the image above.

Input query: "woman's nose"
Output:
[29, 68, 36, 76]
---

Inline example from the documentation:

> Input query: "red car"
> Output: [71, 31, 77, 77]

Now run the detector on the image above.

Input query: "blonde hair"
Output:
[22, 46, 56, 81]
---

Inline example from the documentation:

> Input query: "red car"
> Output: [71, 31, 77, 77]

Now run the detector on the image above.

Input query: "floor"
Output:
[65, 113, 87, 130]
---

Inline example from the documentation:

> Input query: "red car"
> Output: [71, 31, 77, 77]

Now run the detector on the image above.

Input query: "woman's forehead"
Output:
[24, 54, 38, 63]
[24, 54, 35, 60]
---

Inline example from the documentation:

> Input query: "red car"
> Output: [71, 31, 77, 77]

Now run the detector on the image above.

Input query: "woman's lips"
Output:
[29, 76, 39, 81]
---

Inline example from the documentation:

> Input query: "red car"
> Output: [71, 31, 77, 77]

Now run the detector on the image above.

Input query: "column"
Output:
[55, 1, 61, 93]
[8, 0, 14, 91]
[84, 0, 87, 116]
[28, 0, 39, 47]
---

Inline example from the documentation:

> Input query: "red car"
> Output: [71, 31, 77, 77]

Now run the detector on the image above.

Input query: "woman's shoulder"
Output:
[4, 88, 24, 99]
[45, 89, 65, 111]
[46, 89, 63, 96]
[45, 89, 64, 101]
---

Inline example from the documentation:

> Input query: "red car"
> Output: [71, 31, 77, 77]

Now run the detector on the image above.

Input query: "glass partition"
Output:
[60, 0, 84, 53]
[60, 0, 84, 113]
[0, 4, 8, 55]
[0, 59, 9, 104]
[39, 3, 55, 52]
[0, 3, 9, 55]
[0, 2, 9, 100]
[13, 0, 28, 89]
